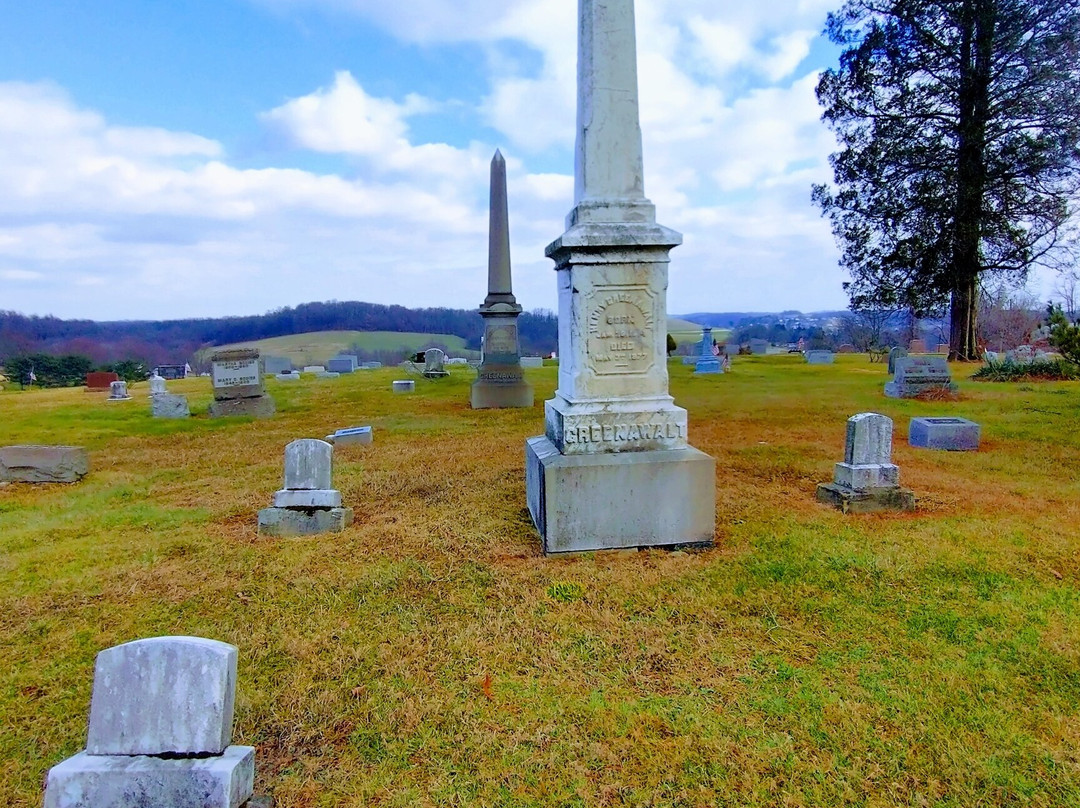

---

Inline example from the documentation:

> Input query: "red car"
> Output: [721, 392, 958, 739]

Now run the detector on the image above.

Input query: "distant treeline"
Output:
[0, 301, 560, 365]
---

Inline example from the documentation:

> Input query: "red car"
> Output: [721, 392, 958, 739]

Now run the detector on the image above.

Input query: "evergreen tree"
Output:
[815, 0, 1080, 360]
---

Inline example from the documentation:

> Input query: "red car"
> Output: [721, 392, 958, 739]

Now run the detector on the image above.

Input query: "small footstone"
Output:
[909, 417, 981, 451]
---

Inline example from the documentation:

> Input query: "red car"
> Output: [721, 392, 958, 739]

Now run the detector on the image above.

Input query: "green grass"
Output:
[666, 318, 730, 346]
[1, 355, 1079, 807]
[206, 330, 475, 365]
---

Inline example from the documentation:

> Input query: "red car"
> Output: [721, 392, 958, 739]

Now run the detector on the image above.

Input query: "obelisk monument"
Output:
[472, 151, 534, 410]
[525, 0, 716, 553]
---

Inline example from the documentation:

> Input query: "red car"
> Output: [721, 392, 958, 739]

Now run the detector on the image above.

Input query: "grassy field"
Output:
[1, 356, 1078, 807]
[208, 330, 474, 365]
[667, 318, 729, 346]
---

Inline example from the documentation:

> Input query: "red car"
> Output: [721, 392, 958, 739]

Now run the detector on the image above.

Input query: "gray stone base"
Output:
[694, 359, 722, 374]
[257, 507, 353, 537]
[0, 445, 89, 483]
[208, 396, 276, 419]
[816, 483, 916, 514]
[152, 393, 190, 419]
[44, 746, 254, 808]
[884, 382, 959, 399]
[471, 379, 534, 409]
[525, 436, 716, 554]
[909, 417, 980, 451]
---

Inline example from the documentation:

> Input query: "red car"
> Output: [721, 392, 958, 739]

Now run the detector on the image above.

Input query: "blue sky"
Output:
[1, 0, 881, 320]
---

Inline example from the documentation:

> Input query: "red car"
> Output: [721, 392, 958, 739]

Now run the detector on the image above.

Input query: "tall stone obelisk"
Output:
[525, 0, 715, 554]
[472, 150, 534, 409]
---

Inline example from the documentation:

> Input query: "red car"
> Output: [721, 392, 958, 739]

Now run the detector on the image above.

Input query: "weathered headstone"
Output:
[909, 417, 981, 451]
[326, 426, 373, 447]
[816, 413, 915, 513]
[421, 348, 449, 379]
[392, 380, 415, 393]
[327, 355, 358, 374]
[887, 346, 908, 374]
[694, 327, 722, 374]
[257, 440, 353, 536]
[85, 372, 120, 392]
[208, 349, 275, 419]
[0, 445, 89, 483]
[107, 381, 131, 402]
[909, 338, 928, 353]
[152, 393, 190, 419]
[749, 339, 769, 355]
[805, 350, 835, 365]
[520, 356, 545, 370]
[44, 636, 255, 808]
[148, 374, 167, 396]
[885, 356, 958, 398]
[155, 364, 189, 380]
[525, 0, 715, 553]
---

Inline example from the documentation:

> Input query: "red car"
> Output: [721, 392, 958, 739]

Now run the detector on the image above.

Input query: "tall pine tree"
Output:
[814, 0, 1080, 360]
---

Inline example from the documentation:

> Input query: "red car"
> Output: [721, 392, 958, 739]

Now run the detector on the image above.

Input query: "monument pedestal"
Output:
[526, 437, 715, 554]
[472, 363, 534, 409]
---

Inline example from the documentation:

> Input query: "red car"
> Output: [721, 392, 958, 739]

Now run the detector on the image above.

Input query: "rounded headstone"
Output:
[283, 439, 333, 491]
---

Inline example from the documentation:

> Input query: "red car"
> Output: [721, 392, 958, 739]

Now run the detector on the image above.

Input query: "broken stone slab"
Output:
[44, 746, 255, 808]
[152, 393, 190, 419]
[0, 445, 89, 484]
[256, 507, 353, 537]
[325, 427, 373, 447]
[86, 637, 237, 756]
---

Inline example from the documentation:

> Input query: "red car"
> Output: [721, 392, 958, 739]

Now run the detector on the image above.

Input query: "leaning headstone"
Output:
[909, 417, 981, 451]
[816, 413, 915, 514]
[85, 372, 120, 392]
[887, 346, 908, 374]
[208, 349, 275, 419]
[805, 350, 835, 365]
[152, 393, 190, 419]
[885, 356, 958, 398]
[694, 327, 722, 374]
[525, 0, 715, 553]
[422, 348, 449, 379]
[469, 154, 533, 402]
[107, 381, 131, 402]
[257, 440, 353, 536]
[326, 426, 373, 447]
[0, 445, 89, 483]
[392, 380, 415, 393]
[44, 636, 255, 808]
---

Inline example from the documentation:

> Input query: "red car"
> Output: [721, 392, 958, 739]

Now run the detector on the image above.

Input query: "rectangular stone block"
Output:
[520, 356, 545, 369]
[208, 396, 275, 419]
[816, 483, 915, 514]
[211, 350, 263, 401]
[526, 436, 715, 554]
[326, 427, 373, 446]
[326, 358, 356, 374]
[85, 372, 120, 391]
[845, 413, 893, 466]
[908, 417, 981, 451]
[805, 350, 835, 365]
[86, 637, 237, 757]
[272, 489, 342, 508]
[257, 507, 353, 536]
[0, 445, 89, 484]
[45, 746, 254, 808]
[393, 380, 415, 393]
[833, 462, 899, 492]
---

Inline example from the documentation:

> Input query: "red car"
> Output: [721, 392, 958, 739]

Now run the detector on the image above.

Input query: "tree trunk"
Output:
[949, 276, 979, 361]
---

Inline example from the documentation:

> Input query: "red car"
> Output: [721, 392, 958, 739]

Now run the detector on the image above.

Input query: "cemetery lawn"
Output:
[1, 356, 1078, 808]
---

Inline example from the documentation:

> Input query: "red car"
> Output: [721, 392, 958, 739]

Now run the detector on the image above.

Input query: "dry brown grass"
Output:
[1, 357, 1079, 807]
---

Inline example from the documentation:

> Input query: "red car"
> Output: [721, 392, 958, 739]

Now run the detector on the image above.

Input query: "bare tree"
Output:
[978, 282, 1042, 351]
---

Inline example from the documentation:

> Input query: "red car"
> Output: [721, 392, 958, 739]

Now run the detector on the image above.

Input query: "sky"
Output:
[0, 0, 887, 320]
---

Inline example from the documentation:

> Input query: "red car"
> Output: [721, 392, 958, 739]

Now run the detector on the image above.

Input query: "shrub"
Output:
[972, 357, 1079, 382]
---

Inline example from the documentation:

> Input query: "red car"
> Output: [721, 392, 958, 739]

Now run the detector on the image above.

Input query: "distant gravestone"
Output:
[275, 371, 300, 382]
[155, 364, 188, 380]
[0, 445, 89, 484]
[208, 349, 275, 419]
[152, 393, 190, 419]
[885, 357, 958, 399]
[262, 356, 293, 375]
[520, 356, 545, 369]
[749, 339, 769, 355]
[361, 362, 382, 370]
[85, 372, 120, 392]
[422, 348, 449, 378]
[106, 381, 131, 402]
[258, 440, 352, 536]
[694, 327, 722, 374]
[723, 344, 740, 356]
[816, 413, 915, 513]
[302, 365, 326, 374]
[909, 417, 981, 451]
[887, 346, 908, 374]
[936, 343, 950, 354]
[327, 356, 358, 374]
[326, 426, 373, 447]
[909, 339, 928, 353]
[148, 374, 167, 396]
[393, 380, 415, 393]
[837, 344, 856, 353]
[805, 350, 835, 365]
[44, 636, 255, 808]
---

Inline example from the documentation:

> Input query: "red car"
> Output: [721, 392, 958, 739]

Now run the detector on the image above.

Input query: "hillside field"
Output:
[1, 357, 1078, 807]
[206, 330, 475, 365]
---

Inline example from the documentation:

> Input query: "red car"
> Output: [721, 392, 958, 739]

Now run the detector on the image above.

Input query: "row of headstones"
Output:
[44, 636, 261, 808]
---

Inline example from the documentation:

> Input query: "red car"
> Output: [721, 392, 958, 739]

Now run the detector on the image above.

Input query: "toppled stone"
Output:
[87, 637, 237, 757]
[0, 445, 89, 484]
[325, 427, 373, 447]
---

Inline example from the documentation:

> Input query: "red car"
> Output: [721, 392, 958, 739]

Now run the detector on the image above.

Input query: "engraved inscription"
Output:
[564, 421, 683, 445]
[212, 360, 260, 389]
[586, 289, 654, 376]
[485, 324, 518, 356]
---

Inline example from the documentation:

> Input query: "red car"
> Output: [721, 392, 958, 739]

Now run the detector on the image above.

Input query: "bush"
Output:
[1048, 304, 1080, 365]
[972, 357, 1079, 382]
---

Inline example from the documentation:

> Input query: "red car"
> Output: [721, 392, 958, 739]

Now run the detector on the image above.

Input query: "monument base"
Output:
[471, 379, 534, 409]
[257, 507, 353, 537]
[525, 436, 715, 554]
[815, 483, 915, 514]
[45, 746, 255, 808]
[208, 396, 276, 419]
